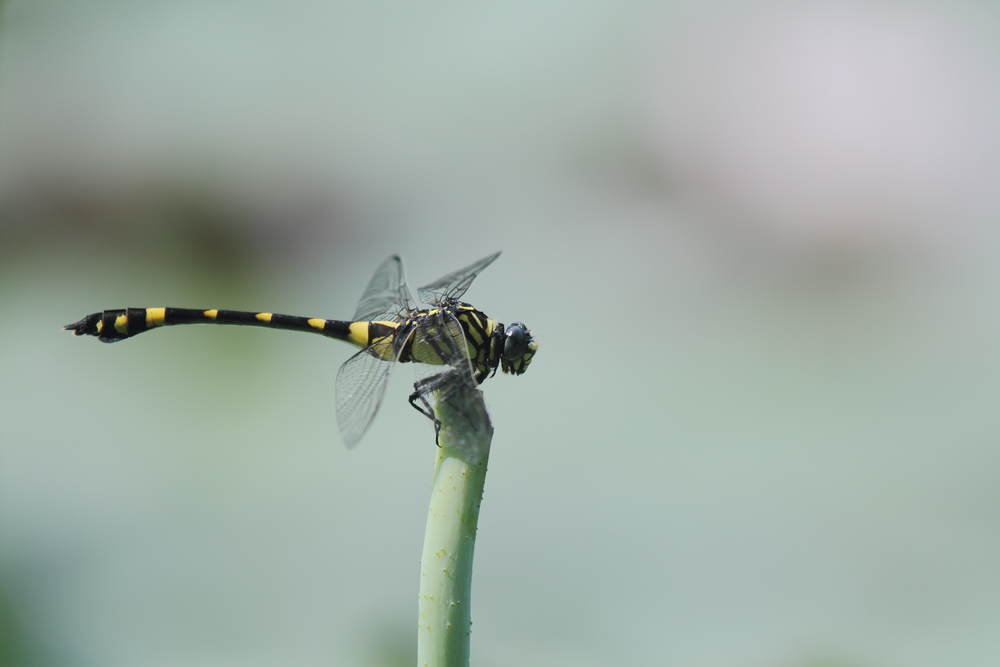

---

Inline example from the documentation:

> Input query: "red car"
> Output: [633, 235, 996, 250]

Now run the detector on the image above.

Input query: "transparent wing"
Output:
[411, 311, 491, 458]
[353, 255, 417, 322]
[416, 251, 500, 306]
[428, 374, 493, 464]
[335, 348, 397, 449]
[410, 309, 476, 384]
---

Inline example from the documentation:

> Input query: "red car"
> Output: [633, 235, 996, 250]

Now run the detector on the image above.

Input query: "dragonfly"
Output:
[65, 252, 537, 450]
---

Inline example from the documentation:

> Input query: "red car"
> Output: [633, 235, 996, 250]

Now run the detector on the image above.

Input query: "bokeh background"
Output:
[2, 1, 1000, 665]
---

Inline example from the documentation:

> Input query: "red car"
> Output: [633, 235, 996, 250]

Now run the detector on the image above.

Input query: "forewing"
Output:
[411, 310, 476, 385]
[436, 379, 492, 464]
[417, 251, 500, 306]
[335, 348, 397, 449]
[353, 255, 417, 322]
[411, 311, 490, 457]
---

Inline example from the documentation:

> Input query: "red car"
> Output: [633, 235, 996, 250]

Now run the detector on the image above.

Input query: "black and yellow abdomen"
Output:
[64, 307, 398, 350]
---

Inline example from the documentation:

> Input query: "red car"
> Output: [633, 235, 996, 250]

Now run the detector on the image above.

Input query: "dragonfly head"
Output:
[499, 321, 537, 375]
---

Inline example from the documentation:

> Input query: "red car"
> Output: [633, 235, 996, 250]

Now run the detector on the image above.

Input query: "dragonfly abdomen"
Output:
[63, 307, 394, 348]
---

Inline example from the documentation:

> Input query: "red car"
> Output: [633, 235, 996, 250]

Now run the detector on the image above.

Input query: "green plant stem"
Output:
[417, 394, 492, 667]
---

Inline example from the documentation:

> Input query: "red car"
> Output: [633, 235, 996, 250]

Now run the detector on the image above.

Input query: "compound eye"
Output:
[504, 323, 527, 360]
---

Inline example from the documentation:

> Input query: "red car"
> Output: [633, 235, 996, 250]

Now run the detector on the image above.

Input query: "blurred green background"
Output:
[2, 1, 1000, 665]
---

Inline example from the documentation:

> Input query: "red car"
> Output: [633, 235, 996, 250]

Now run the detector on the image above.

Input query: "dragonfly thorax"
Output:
[393, 301, 535, 385]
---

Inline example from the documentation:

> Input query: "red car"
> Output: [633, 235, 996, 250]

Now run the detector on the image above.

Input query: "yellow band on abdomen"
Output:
[146, 308, 166, 327]
[348, 321, 369, 347]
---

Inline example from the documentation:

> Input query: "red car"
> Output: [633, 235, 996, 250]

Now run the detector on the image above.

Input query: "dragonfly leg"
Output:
[409, 381, 443, 446]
